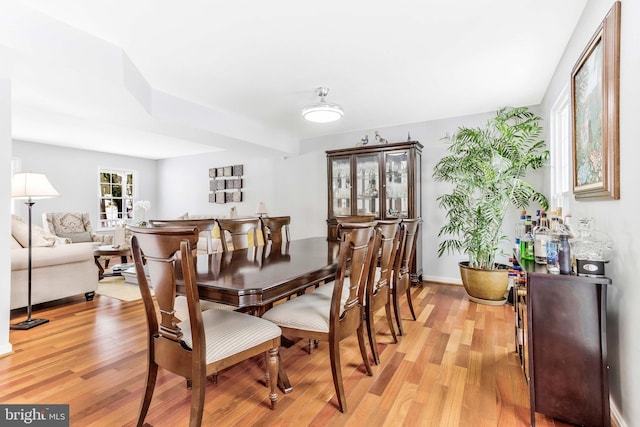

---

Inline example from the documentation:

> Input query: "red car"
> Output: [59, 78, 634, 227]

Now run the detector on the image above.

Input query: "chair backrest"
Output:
[129, 225, 204, 376]
[216, 218, 261, 252]
[42, 212, 92, 237]
[261, 216, 291, 248]
[333, 222, 379, 334]
[42, 211, 114, 244]
[335, 215, 376, 224]
[369, 219, 402, 303]
[392, 218, 420, 292]
[400, 218, 420, 274]
[149, 218, 219, 254]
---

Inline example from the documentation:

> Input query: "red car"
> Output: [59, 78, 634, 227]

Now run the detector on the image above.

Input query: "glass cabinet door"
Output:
[330, 157, 352, 216]
[355, 154, 380, 217]
[385, 151, 409, 218]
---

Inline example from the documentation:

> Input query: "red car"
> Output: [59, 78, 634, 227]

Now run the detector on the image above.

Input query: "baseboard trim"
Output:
[0, 342, 13, 358]
[421, 274, 462, 285]
[610, 398, 626, 427]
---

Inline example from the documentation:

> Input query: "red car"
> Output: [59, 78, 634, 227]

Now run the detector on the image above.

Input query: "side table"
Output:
[94, 245, 132, 280]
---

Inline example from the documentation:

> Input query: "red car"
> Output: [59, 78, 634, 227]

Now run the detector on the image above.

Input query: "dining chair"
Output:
[313, 219, 400, 364]
[260, 216, 291, 248]
[149, 218, 219, 254]
[147, 220, 236, 314]
[129, 226, 281, 427]
[364, 219, 401, 365]
[391, 218, 421, 335]
[262, 222, 378, 413]
[216, 218, 262, 252]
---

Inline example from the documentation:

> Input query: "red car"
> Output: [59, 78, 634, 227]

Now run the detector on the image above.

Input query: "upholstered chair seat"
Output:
[263, 292, 337, 333]
[178, 309, 281, 364]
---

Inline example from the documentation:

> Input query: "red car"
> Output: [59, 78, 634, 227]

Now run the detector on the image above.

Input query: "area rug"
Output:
[97, 276, 153, 302]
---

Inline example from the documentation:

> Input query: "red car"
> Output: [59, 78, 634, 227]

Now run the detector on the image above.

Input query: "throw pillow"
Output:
[50, 212, 89, 234]
[56, 231, 93, 243]
[11, 215, 57, 247]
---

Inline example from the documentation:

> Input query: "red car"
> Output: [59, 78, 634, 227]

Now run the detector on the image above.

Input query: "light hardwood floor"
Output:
[3, 282, 573, 427]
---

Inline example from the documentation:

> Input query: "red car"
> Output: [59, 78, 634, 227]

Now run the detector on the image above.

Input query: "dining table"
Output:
[177, 237, 341, 313]
[175, 236, 341, 393]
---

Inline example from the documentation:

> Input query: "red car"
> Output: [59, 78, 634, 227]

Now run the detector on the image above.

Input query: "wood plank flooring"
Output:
[2, 282, 574, 427]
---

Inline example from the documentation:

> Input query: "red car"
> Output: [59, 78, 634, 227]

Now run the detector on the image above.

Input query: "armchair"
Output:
[42, 212, 112, 245]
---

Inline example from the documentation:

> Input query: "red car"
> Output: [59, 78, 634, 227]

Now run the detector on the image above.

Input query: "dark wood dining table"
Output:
[177, 237, 340, 313]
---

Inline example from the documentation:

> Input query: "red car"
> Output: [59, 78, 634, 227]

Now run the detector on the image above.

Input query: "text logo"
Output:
[0, 405, 69, 426]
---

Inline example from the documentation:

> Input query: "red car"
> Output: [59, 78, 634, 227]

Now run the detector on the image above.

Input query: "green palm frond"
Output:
[432, 106, 549, 269]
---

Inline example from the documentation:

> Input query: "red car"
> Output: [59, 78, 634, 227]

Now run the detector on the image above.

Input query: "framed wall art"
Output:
[209, 164, 245, 203]
[571, 1, 620, 200]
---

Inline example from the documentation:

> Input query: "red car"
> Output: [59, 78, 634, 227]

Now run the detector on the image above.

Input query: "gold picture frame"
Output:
[571, 1, 620, 200]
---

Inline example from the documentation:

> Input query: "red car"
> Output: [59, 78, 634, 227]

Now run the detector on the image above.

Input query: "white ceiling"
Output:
[2, 0, 588, 160]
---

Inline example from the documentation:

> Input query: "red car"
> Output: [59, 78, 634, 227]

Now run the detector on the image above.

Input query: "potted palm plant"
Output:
[432, 106, 549, 304]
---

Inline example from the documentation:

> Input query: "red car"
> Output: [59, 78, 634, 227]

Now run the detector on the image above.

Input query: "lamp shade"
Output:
[256, 201, 268, 215]
[12, 172, 60, 200]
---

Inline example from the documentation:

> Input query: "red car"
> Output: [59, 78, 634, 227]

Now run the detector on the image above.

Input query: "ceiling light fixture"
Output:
[302, 87, 344, 123]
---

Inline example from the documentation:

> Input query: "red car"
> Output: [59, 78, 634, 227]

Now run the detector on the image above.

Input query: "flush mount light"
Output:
[302, 87, 344, 123]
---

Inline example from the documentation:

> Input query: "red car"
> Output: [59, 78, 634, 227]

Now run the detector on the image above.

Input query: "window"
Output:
[99, 168, 135, 228]
[549, 85, 572, 213]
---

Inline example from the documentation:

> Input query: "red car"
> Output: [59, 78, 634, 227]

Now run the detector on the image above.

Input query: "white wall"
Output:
[156, 150, 328, 240]
[12, 140, 158, 230]
[0, 79, 13, 355]
[540, 1, 638, 425]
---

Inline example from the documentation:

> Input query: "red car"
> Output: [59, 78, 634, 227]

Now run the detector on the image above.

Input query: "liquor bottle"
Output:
[520, 215, 535, 260]
[546, 211, 560, 274]
[533, 212, 550, 264]
[558, 234, 571, 275]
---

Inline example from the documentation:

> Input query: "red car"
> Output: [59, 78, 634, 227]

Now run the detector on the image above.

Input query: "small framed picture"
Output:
[225, 191, 242, 203]
[215, 179, 225, 190]
[233, 164, 244, 176]
[215, 192, 226, 204]
[209, 168, 216, 178]
[216, 167, 224, 177]
[224, 166, 233, 177]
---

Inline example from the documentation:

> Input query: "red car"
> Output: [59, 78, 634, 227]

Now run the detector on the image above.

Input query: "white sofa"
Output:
[10, 215, 97, 310]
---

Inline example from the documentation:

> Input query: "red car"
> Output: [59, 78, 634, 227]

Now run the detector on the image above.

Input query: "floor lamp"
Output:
[11, 172, 59, 330]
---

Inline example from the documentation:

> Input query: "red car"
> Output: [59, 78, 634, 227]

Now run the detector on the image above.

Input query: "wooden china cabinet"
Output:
[326, 141, 423, 282]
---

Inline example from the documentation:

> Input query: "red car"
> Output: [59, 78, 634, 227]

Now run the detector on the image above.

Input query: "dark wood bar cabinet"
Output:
[515, 259, 611, 426]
